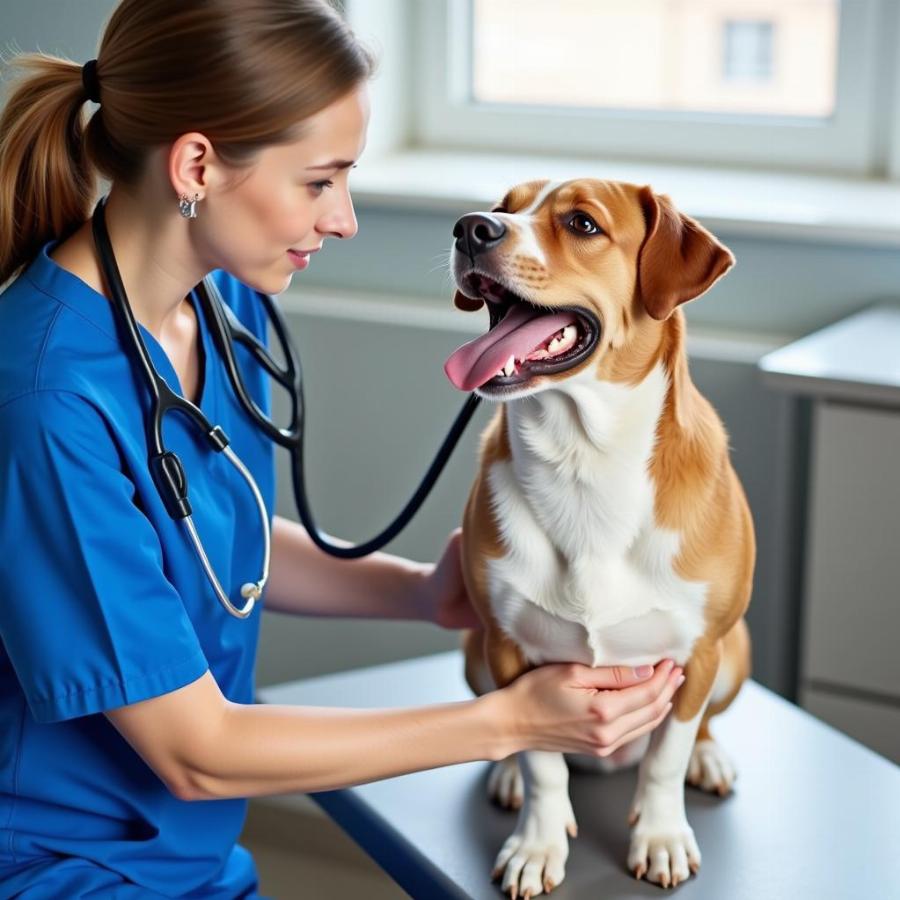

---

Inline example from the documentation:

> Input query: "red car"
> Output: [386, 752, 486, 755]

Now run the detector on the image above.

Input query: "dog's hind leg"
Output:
[686, 618, 751, 797]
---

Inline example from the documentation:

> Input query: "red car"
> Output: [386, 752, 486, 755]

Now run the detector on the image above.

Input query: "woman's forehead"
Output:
[296, 85, 370, 157]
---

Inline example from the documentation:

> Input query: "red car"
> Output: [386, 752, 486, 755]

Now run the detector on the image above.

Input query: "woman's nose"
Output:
[320, 188, 358, 240]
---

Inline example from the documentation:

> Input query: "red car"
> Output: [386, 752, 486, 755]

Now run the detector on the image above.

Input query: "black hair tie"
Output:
[82, 59, 101, 104]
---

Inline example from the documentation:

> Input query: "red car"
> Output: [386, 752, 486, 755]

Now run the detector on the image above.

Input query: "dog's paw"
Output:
[686, 739, 736, 796]
[488, 755, 524, 810]
[627, 814, 701, 888]
[492, 799, 576, 898]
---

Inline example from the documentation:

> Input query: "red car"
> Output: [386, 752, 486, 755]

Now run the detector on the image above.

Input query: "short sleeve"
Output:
[0, 390, 208, 723]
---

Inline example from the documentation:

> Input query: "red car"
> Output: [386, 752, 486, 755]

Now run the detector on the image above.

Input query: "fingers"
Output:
[593, 665, 684, 753]
[596, 660, 679, 720]
[602, 697, 674, 757]
[572, 659, 669, 691]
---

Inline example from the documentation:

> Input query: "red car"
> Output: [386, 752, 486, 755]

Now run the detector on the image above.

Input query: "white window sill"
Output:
[351, 149, 900, 249]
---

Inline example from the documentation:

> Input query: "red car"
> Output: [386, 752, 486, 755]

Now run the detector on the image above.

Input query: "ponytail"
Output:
[0, 0, 375, 290]
[0, 54, 97, 286]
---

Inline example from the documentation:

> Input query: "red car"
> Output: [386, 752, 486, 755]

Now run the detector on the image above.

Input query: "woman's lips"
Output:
[287, 249, 310, 269]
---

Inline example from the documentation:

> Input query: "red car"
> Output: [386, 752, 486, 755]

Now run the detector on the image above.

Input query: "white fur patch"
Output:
[497, 180, 563, 268]
[522, 180, 563, 217]
[484, 363, 708, 669]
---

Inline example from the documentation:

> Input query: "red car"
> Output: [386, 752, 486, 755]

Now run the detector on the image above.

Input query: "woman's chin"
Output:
[239, 269, 294, 297]
[279, 271, 298, 292]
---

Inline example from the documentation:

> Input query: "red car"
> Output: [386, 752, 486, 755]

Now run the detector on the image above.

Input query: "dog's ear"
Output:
[454, 289, 484, 311]
[637, 186, 734, 321]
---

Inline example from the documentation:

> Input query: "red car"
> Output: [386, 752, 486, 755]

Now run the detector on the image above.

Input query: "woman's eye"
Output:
[309, 179, 334, 195]
[569, 213, 601, 235]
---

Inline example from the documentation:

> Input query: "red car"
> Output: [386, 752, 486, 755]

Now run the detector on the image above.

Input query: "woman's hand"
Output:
[414, 530, 683, 756]
[415, 527, 481, 629]
[495, 659, 685, 758]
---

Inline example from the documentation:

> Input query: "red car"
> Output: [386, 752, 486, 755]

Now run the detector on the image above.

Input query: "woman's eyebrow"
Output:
[305, 159, 356, 170]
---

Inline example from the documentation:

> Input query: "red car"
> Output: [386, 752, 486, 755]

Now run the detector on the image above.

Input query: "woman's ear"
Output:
[453, 289, 484, 311]
[169, 132, 215, 199]
[637, 186, 734, 321]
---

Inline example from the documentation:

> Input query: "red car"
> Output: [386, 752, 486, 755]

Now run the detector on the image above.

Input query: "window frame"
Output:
[889, 2, 900, 179]
[411, 0, 894, 177]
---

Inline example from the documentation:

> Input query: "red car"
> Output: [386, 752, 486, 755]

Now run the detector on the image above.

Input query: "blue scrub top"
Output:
[0, 242, 276, 898]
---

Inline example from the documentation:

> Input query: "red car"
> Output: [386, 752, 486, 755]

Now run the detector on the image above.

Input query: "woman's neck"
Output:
[51, 183, 206, 340]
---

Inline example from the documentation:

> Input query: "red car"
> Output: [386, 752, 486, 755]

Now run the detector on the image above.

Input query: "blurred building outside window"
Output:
[407, 0, 897, 176]
[471, 0, 837, 118]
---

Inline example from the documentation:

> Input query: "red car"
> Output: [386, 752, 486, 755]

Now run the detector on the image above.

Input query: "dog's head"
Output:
[444, 179, 734, 399]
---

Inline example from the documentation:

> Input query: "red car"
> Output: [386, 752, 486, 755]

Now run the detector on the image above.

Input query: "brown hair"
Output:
[0, 0, 376, 286]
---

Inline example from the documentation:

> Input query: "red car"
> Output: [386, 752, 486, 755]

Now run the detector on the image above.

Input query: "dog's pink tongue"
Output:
[444, 304, 578, 391]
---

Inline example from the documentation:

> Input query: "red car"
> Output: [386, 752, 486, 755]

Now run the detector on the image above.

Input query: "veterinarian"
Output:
[0, 1, 681, 895]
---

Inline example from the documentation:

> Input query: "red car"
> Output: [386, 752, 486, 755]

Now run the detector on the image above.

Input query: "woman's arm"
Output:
[107, 671, 512, 800]
[106, 662, 682, 802]
[264, 514, 429, 621]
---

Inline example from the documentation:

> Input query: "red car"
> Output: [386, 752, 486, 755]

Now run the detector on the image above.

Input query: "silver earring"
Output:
[178, 193, 200, 219]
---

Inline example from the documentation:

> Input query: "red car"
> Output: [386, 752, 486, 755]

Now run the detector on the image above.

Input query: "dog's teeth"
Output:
[546, 326, 578, 357]
[502, 355, 516, 377]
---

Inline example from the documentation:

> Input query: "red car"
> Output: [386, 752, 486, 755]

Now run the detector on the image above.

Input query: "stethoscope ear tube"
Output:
[91, 197, 266, 618]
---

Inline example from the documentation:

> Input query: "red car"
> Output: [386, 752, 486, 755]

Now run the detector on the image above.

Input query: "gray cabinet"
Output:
[761, 307, 900, 764]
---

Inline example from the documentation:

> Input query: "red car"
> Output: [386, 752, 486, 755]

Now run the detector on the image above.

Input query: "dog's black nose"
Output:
[453, 213, 506, 258]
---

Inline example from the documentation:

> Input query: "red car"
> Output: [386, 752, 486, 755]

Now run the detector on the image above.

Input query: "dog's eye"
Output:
[568, 213, 602, 236]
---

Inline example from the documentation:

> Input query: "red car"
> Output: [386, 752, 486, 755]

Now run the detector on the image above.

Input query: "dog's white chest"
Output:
[486, 531, 707, 668]
[483, 365, 708, 669]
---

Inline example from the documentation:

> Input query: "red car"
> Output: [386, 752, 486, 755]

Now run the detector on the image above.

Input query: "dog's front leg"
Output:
[481, 629, 575, 897]
[626, 642, 720, 888]
[493, 749, 576, 898]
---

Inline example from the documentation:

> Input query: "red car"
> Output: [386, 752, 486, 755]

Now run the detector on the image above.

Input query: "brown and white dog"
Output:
[443, 179, 755, 894]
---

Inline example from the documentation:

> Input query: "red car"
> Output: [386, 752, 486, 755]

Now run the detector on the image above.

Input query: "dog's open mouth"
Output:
[444, 275, 601, 393]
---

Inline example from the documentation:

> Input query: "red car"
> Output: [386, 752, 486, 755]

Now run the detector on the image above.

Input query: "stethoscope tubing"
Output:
[198, 277, 484, 558]
[91, 194, 482, 622]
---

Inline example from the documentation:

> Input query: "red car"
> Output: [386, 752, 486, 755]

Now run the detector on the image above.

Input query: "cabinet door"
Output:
[801, 687, 900, 765]
[801, 402, 900, 698]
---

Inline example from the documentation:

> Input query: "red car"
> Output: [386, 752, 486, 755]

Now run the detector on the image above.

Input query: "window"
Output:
[412, 0, 897, 176]
[723, 21, 775, 85]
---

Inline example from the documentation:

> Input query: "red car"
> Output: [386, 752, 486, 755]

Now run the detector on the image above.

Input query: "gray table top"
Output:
[758, 304, 900, 407]
[257, 651, 900, 900]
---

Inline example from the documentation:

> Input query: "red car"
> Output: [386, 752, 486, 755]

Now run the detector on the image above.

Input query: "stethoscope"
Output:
[90, 196, 482, 619]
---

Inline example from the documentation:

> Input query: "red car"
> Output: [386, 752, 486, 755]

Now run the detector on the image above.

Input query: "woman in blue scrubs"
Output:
[0, 1, 681, 896]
